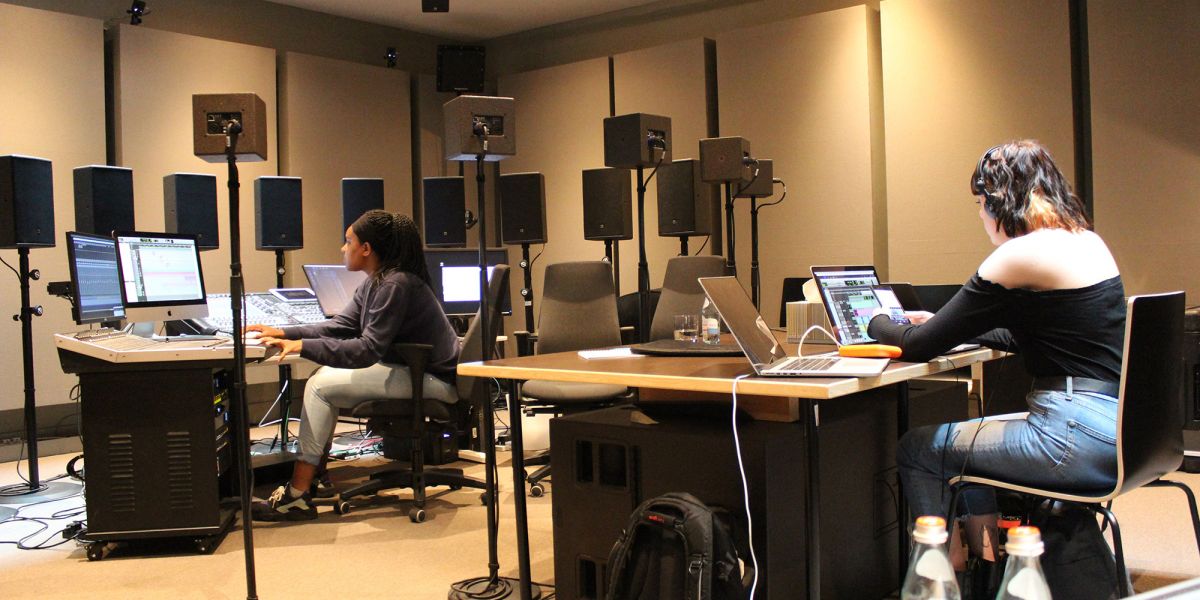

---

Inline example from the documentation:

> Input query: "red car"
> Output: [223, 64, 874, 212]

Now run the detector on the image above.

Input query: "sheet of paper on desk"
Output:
[577, 347, 643, 359]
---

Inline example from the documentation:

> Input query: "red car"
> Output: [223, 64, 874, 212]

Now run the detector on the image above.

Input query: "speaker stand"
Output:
[1, 249, 80, 502]
[272, 250, 293, 454]
[519, 243, 535, 340]
[635, 165, 651, 343]
[750, 198, 761, 310]
[224, 124, 259, 600]
[723, 182, 737, 276]
[678, 236, 690, 256]
[604, 240, 621, 297]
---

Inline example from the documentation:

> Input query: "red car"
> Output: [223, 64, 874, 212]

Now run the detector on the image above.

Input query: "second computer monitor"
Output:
[66, 231, 126, 325]
[424, 248, 511, 316]
[114, 231, 208, 323]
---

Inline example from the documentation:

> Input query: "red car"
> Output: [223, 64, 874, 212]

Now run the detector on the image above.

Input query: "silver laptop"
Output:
[699, 277, 890, 377]
[302, 264, 367, 317]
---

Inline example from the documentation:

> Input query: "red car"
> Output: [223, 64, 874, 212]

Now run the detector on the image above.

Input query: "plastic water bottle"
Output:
[995, 526, 1052, 600]
[901, 516, 962, 600]
[700, 297, 721, 344]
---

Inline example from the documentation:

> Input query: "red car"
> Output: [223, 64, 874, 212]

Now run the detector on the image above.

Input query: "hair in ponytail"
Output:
[350, 210, 431, 286]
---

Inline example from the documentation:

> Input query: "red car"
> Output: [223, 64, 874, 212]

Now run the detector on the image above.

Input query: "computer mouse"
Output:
[245, 331, 262, 340]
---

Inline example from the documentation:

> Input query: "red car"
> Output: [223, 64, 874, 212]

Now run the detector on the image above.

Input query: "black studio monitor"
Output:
[0, 155, 55, 248]
[437, 45, 484, 93]
[254, 176, 303, 250]
[603, 113, 672, 169]
[423, 176, 467, 248]
[734, 159, 773, 198]
[582, 168, 632, 241]
[498, 172, 547, 245]
[657, 159, 715, 237]
[341, 178, 384, 233]
[164, 173, 219, 250]
[74, 165, 135, 237]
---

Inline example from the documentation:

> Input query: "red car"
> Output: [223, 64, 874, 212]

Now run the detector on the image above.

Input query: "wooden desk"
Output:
[458, 346, 1003, 599]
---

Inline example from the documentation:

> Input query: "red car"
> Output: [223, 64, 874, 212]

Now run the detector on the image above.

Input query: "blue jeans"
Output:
[898, 389, 1119, 519]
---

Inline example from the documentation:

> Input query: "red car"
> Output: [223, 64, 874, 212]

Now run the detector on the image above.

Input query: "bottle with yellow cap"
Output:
[901, 516, 962, 599]
[995, 526, 1052, 600]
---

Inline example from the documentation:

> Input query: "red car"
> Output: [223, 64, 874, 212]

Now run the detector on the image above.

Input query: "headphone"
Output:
[971, 145, 1004, 218]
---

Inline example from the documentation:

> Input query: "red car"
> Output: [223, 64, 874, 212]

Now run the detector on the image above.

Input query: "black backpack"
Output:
[606, 492, 754, 600]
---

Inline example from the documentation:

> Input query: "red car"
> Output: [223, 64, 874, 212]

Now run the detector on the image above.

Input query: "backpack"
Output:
[606, 492, 754, 600]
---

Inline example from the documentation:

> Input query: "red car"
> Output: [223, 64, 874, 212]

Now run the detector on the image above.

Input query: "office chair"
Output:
[618, 288, 660, 342]
[778, 276, 810, 327]
[515, 261, 631, 496]
[648, 255, 728, 341]
[333, 265, 510, 522]
[912, 283, 962, 313]
[948, 292, 1199, 597]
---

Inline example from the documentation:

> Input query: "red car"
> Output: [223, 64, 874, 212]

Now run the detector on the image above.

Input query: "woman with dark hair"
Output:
[247, 210, 460, 521]
[867, 140, 1124, 567]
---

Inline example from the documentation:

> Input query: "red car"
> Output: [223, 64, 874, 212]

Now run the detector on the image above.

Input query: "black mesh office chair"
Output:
[333, 265, 509, 522]
[648, 255, 728, 341]
[948, 292, 1199, 597]
[516, 261, 630, 496]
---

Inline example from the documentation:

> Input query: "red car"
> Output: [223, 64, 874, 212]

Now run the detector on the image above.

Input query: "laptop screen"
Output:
[303, 264, 367, 317]
[810, 266, 881, 345]
[698, 277, 787, 368]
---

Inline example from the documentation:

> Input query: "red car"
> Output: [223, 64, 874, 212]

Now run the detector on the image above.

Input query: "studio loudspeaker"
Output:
[603, 113, 672, 169]
[164, 173, 219, 250]
[342, 178, 384, 232]
[498, 172, 547, 245]
[699, 136, 753, 183]
[191, 93, 268, 163]
[0, 155, 55, 248]
[734, 159, 773, 198]
[582, 168, 632, 241]
[443, 95, 516, 161]
[74, 165, 134, 236]
[423, 176, 466, 248]
[656, 159, 715, 237]
[254, 176, 303, 250]
[437, 45, 485, 93]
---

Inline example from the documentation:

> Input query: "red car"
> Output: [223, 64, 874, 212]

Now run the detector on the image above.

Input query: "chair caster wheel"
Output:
[334, 500, 351, 515]
[449, 484, 462, 491]
[480, 492, 489, 505]
[529, 483, 545, 498]
[409, 508, 426, 523]
[86, 542, 106, 561]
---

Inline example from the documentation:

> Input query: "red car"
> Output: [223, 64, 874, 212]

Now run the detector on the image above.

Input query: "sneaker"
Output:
[310, 476, 337, 499]
[252, 486, 317, 522]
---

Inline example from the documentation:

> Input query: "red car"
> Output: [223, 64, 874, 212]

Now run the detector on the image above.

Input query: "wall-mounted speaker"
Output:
[582, 168, 632, 241]
[192, 93, 268, 163]
[734, 159, 773, 198]
[499, 172, 547, 245]
[603, 113, 672, 169]
[656, 159, 715, 237]
[0, 155, 55, 248]
[423, 176, 466, 248]
[164, 173, 219, 250]
[74, 165, 134, 237]
[699, 136, 753, 183]
[444, 95, 515, 161]
[437, 45, 485, 93]
[254, 176, 303, 250]
[341, 178, 384, 233]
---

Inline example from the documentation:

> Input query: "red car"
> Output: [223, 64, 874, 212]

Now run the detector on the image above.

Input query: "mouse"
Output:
[244, 331, 262, 340]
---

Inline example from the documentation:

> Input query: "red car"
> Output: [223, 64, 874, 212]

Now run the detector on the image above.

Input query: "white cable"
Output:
[798, 324, 840, 353]
[731, 374, 759, 599]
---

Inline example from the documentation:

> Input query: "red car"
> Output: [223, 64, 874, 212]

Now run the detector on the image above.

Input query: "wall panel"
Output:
[881, 0, 1074, 285]
[0, 4, 105, 415]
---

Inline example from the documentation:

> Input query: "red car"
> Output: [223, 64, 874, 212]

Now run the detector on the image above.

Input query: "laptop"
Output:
[699, 277, 890, 377]
[302, 264, 367, 317]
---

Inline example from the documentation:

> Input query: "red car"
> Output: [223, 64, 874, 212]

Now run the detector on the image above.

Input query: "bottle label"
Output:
[914, 549, 956, 583]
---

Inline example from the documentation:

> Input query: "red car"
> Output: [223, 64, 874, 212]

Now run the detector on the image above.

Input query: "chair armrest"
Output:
[514, 330, 537, 357]
[619, 326, 637, 345]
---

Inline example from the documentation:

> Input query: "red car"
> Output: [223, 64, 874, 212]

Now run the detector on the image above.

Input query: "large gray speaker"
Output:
[0, 155, 55, 248]
[734, 159, 773, 198]
[699, 136, 753, 183]
[656, 159, 714, 237]
[192, 93, 268, 163]
[443, 95, 515, 161]
[582, 168, 633, 241]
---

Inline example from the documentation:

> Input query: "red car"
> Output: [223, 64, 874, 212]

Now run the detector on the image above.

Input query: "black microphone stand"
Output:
[635, 165, 651, 343]
[224, 121, 259, 600]
[723, 182, 737, 276]
[519, 243, 535, 338]
[272, 250, 292, 453]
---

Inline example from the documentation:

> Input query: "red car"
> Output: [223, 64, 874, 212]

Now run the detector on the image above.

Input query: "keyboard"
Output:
[775, 357, 839, 373]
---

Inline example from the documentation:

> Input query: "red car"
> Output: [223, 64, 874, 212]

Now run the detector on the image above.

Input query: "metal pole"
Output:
[724, 183, 737, 276]
[17, 248, 39, 488]
[750, 199, 760, 310]
[636, 165, 650, 343]
[275, 250, 291, 452]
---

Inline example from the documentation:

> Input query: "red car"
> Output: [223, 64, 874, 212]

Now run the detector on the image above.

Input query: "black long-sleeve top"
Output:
[867, 274, 1126, 383]
[282, 269, 460, 376]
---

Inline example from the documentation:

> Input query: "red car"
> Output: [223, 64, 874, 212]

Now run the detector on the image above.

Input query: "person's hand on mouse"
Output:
[259, 336, 302, 359]
[244, 324, 285, 338]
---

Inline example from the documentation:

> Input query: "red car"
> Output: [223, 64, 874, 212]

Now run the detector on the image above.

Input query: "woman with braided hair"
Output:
[247, 210, 460, 521]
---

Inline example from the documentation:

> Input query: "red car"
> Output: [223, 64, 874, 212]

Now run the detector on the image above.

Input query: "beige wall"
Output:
[0, 4, 106, 413]
[881, 0, 1075, 285]
[279, 52, 412, 286]
[613, 38, 717, 294]
[497, 59, 611, 336]
[1090, 0, 1200, 299]
[717, 6, 881, 327]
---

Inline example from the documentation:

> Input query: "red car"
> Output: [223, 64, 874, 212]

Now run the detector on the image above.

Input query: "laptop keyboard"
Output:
[776, 357, 839, 372]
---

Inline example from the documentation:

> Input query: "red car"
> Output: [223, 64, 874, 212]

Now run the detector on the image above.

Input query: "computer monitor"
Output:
[302, 264, 368, 317]
[424, 248, 511, 316]
[114, 231, 208, 323]
[65, 231, 126, 325]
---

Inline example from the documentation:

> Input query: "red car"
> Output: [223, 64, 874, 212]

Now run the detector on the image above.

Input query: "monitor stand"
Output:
[129, 321, 156, 338]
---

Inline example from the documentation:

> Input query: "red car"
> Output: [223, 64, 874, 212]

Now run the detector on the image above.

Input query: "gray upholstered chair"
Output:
[333, 265, 509, 522]
[948, 292, 1199, 597]
[648, 255, 729, 341]
[517, 261, 630, 496]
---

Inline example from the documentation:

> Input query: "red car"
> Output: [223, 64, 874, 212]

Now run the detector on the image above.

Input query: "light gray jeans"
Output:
[898, 389, 1119, 520]
[297, 363, 458, 465]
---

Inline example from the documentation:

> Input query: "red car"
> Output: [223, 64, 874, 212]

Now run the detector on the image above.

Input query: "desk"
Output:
[458, 346, 1002, 599]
